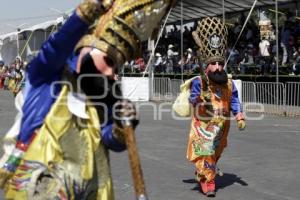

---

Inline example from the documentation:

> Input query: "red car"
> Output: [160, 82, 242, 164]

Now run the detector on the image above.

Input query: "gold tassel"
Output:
[0, 168, 13, 189]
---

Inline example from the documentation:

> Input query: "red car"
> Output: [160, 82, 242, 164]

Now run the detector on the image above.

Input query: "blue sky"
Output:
[0, 0, 81, 34]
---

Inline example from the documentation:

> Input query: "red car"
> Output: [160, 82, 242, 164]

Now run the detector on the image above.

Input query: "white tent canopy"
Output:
[0, 0, 298, 64]
[0, 17, 64, 64]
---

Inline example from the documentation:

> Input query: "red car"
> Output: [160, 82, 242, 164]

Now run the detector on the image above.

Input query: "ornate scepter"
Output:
[114, 98, 148, 200]
[122, 116, 148, 200]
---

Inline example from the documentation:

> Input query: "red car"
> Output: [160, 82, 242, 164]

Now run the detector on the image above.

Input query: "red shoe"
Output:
[199, 179, 208, 194]
[206, 179, 216, 197]
[199, 179, 216, 197]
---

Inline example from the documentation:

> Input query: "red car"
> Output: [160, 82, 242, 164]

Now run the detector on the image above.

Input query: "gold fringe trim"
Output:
[76, 0, 103, 25]
[0, 168, 13, 189]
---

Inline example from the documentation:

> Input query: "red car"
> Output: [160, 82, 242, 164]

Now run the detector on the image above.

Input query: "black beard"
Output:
[207, 70, 228, 85]
[77, 53, 121, 107]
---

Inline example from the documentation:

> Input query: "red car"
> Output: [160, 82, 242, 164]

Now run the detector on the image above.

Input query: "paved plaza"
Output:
[1, 90, 300, 200]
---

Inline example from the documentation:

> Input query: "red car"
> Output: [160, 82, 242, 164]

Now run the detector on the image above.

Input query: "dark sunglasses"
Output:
[209, 62, 225, 66]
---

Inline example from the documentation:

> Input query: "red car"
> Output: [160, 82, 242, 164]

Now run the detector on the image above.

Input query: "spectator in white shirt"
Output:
[259, 37, 271, 74]
[167, 44, 178, 73]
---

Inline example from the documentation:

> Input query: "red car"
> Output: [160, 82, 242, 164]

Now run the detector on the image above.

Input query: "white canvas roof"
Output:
[0, 0, 297, 64]
[169, 0, 297, 22]
[0, 17, 64, 41]
[0, 16, 64, 64]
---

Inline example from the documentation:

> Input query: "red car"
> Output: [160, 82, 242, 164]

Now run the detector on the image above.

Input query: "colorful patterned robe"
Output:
[186, 77, 243, 182]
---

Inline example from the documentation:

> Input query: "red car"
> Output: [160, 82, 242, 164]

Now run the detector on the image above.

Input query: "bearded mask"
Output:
[207, 69, 228, 85]
[76, 0, 176, 67]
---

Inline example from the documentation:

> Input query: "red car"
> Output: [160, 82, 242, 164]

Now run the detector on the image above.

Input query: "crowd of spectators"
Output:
[122, 12, 300, 76]
[234, 17, 300, 75]
[1, 12, 299, 77]
[0, 57, 26, 95]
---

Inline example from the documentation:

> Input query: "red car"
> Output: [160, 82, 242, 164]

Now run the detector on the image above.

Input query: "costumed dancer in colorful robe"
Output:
[12, 58, 25, 96]
[0, 0, 175, 199]
[187, 17, 246, 197]
[0, 61, 5, 89]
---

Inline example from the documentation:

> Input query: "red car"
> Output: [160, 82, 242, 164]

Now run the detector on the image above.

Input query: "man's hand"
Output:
[113, 99, 139, 129]
[77, 0, 115, 24]
[237, 120, 246, 131]
[97, 0, 114, 11]
[87, 0, 114, 11]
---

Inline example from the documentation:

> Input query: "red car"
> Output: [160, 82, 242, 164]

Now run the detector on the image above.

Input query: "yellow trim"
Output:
[5, 84, 114, 199]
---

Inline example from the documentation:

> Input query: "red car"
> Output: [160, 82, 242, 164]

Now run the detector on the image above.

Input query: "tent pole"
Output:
[17, 30, 20, 57]
[20, 31, 34, 57]
[44, 31, 47, 43]
[142, 7, 172, 100]
[222, 0, 225, 24]
[144, 8, 172, 74]
[224, 0, 258, 71]
[33, 33, 36, 52]
[275, 0, 279, 106]
[180, 0, 184, 82]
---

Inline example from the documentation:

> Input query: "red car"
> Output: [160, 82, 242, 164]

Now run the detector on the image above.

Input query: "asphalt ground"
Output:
[0, 90, 300, 200]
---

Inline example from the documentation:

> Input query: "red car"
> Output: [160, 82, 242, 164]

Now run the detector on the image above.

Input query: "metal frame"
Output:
[169, 0, 295, 23]
[152, 80, 300, 117]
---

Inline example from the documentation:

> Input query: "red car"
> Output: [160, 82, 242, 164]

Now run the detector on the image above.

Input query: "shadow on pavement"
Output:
[216, 173, 248, 191]
[182, 178, 200, 191]
[182, 173, 248, 192]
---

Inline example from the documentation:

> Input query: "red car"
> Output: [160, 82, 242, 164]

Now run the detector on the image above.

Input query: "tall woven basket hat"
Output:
[192, 17, 228, 65]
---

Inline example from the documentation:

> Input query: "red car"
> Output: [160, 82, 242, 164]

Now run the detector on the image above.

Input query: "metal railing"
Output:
[151, 79, 300, 117]
[285, 82, 300, 117]
[170, 79, 183, 100]
[242, 82, 300, 117]
[255, 82, 286, 115]
[241, 81, 259, 113]
[241, 81, 256, 103]
[151, 78, 172, 101]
